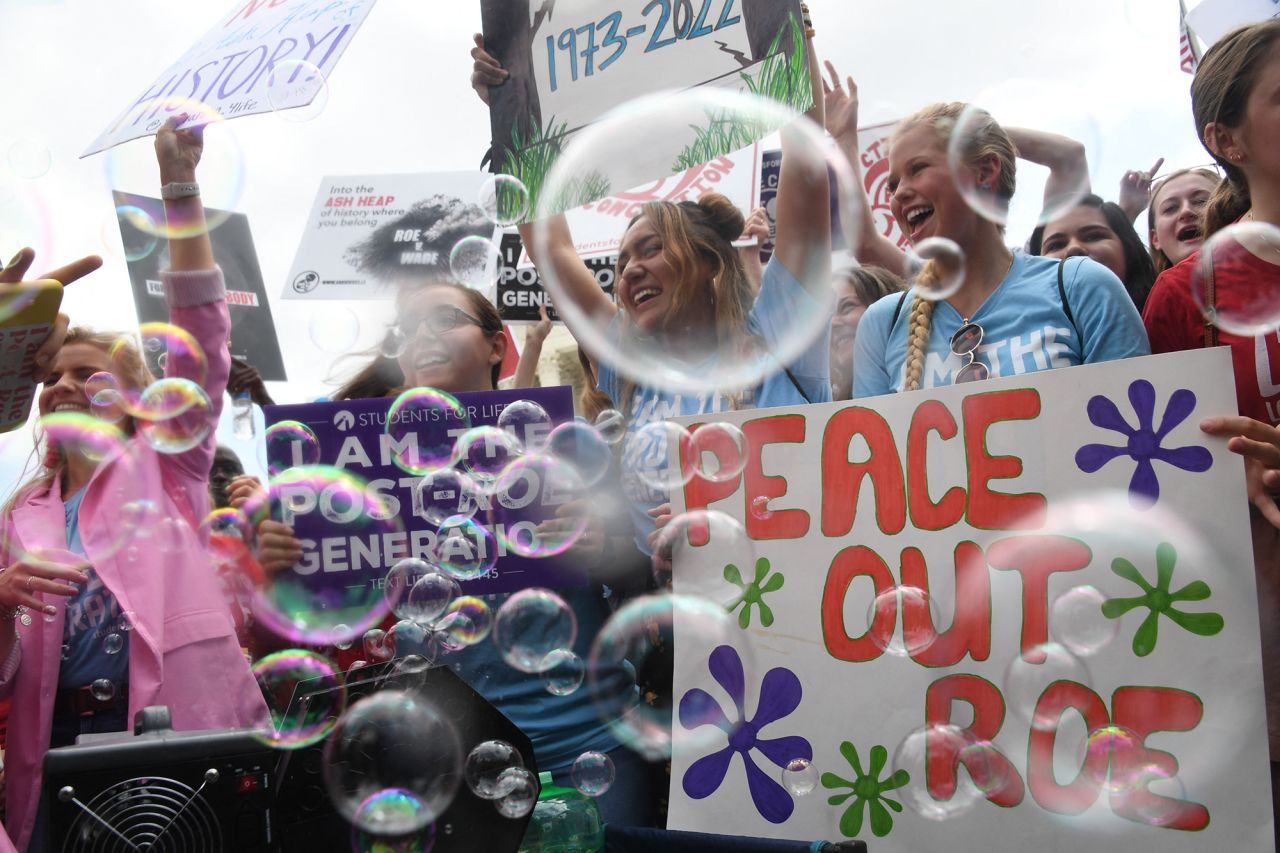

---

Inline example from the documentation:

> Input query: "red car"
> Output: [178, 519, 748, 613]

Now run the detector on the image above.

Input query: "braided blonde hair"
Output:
[892, 102, 1017, 392]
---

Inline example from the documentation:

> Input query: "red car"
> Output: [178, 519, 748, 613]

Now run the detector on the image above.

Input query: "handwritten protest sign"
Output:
[284, 172, 499, 300]
[496, 144, 757, 323]
[481, 0, 809, 221]
[665, 349, 1273, 850]
[1187, 0, 1280, 50]
[263, 386, 588, 597]
[84, 0, 378, 157]
[115, 191, 287, 380]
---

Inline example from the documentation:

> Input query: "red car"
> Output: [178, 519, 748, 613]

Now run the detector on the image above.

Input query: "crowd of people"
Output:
[0, 10, 1279, 851]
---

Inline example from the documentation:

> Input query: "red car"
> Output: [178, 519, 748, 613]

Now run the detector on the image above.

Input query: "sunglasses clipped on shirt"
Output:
[951, 319, 989, 383]
[395, 305, 484, 339]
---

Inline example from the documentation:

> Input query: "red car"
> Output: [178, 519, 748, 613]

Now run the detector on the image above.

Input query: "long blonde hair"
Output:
[1192, 21, 1280, 237]
[891, 103, 1018, 392]
[613, 193, 755, 414]
[4, 328, 153, 515]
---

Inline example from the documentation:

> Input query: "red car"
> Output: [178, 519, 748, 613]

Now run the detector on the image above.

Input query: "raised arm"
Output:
[822, 61, 906, 276]
[1118, 157, 1165, 223]
[772, 37, 832, 294]
[1005, 127, 1090, 214]
[155, 115, 230, 484]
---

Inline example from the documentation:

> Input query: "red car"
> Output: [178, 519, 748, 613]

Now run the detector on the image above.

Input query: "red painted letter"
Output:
[1110, 687, 1209, 831]
[907, 400, 966, 530]
[742, 415, 809, 540]
[822, 546, 896, 662]
[821, 408, 905, 537]
[988, 535, 1092, 659]
[1028, 681, 1110, 815]
[925, 674, 1024, 807]
[902, 541, 992, 667]
[962, 390, 1046, 529]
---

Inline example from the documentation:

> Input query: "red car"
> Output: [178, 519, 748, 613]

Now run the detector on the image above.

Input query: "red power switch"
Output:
[236, 773, 263, 794]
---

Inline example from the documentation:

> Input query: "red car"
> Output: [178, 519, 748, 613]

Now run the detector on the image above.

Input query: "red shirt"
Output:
[1143, 248, 1280, 425]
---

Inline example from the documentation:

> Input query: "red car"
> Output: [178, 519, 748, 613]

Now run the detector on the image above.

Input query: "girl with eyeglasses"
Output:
[851, 102, 1150, 397]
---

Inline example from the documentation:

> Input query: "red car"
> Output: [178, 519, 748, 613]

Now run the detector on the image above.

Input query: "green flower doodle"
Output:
[820, 742, 909, 838]
[724, 558, 785, 628]
[1101, 542, 1224, 657]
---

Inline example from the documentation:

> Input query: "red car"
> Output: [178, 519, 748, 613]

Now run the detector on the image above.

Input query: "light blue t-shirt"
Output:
[58, 488, 130, 690]
[853, 254, 1150, 397]
[598, 258, 832, 552]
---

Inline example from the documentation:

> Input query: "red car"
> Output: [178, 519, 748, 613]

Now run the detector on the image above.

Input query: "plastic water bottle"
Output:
[232, 391, 255, 440]
[518, 770, 605, 853]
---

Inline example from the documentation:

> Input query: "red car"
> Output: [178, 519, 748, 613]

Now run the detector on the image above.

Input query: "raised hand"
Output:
[822, 60, 860, 144]
[0, 550, 90, 616]
[229, 358, 275, 406]
[1201, 415, 1280, 528]
[1, 248, 104, 381]
[155, 114, 205, 185]
[1118, 157, 1165, 220]
[470, 33, 509, 106]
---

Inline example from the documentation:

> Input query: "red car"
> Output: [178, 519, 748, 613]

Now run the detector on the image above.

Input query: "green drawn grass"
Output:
[501, 116, 612, 220]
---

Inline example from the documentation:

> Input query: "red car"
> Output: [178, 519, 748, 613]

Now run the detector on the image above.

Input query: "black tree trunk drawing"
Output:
[482, 0, 545, 172]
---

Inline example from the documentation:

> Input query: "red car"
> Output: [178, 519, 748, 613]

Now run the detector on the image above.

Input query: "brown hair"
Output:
[1147, 167, 1220, 273]
[891, 103, 1017, 391]
[5, 328, 154, 515]
[333, 281, 506, 401]
[839, 265, 905, 307]
[613, 192, 754, 415]
[1192, 21, 1280, 237]
[576, 347, 614, 422]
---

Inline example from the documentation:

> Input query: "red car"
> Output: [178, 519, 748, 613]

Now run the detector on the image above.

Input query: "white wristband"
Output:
[161, 181, 200, 201]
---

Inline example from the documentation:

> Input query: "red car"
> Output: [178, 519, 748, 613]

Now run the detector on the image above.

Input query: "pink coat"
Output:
[0, 269, 267, 851]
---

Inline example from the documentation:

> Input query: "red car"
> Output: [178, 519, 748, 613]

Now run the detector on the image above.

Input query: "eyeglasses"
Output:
[951, 320, 988, 383]
[395, 306, 484, 339]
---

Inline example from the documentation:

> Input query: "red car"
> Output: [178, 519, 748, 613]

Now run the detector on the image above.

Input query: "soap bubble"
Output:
[1189, 221, 1280, 336]
[351, 820, 436, 853]
[308, 307, 360, 354]
[571, 751, 615, 797]
[440, 596, 492, 646]
[866, 586, 942, 659]
[651, 510, 754, 604]
[589, 593, 744, 759]
[457, 425, 523, 486]
[323, 691, 462, 833]
[948, 80, 1100, 228]
[540, 649, 586, 696]
[1051, 585, 1118, 657]
[492, 588, 577, 673]
[39, 412, 127, 467]
[892, 724, 983, 820]
[110, 205, 159, 262]
[241, 466, 403, 645]
[449, 236, 502, 292]
[497, 399, 552, 452]
[102, 633, 124, 655]
[687, 422, 747, 484]
[414, 468, 480, 526]
[251, 649, 346, 750]
[494, 768, 537, 818]
[1004, 643, 1092, 731]
[534, 86, 852, 396]
[624, 421, 695, 493]
[434, 515, 498, 581]
[465, 740, 525, 800]
[7, 138, 51, 179]
[491, 454, 589, 558]
[385, 558, 443, 621]
[906, 237, 965, 302]
[781, 757, 817, 797]
[407, 572, 460, 626]
[386, 388, 469, 476]
[364, 628, 394, 661]
[90, 679, 116, 702]
[135, 378, 213, 454]
[264, 420, 321, 476]
[266, 59, 329, 123]
[594, 409, 625, 445]
[479, 174, 531, 227]
[545, 422, 612, 487]
[136, 322, 209, 385]
[85, 371, 128, 423]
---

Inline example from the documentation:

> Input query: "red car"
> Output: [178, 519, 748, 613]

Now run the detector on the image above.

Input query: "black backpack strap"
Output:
[783, 366, 814, 404]
[888, 290, 911, 334]
[1057, 258, 1083, 344]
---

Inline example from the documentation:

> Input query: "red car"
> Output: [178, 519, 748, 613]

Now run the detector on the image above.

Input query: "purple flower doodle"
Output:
[1075, 379, 1212, 508]
[679, 645, 811, 824]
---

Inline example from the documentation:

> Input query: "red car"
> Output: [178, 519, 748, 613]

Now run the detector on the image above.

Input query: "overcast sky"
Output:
[0, 0, 1217, 486]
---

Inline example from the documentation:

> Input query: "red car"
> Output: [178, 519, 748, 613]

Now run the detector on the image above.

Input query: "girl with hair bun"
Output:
[852, 102, 1149, 397]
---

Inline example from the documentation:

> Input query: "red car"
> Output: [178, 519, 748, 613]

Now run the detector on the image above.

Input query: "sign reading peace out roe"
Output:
[666, 349, 1274, 850]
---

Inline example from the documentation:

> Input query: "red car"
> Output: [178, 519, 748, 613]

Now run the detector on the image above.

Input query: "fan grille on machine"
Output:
[60, 775, 223, 853]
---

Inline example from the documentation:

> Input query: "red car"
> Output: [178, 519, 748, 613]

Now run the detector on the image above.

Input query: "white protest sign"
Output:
[857, 120, 909, 251]
[665, 349, 1273, 851]
[1187, 0, 1280, 49]
[83, 0, 378, 157]
[284, 172, 500, 300]
[480, 0, 810, 221]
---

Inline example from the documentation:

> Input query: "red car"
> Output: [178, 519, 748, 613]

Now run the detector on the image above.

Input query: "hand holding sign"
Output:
[470, 33, 509, 106]
[2, 248, 103, 382]
[1201, 414, 1280, 528]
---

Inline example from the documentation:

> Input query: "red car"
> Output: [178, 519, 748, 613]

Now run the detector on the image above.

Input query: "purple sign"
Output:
[263, 385, 587, 597]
